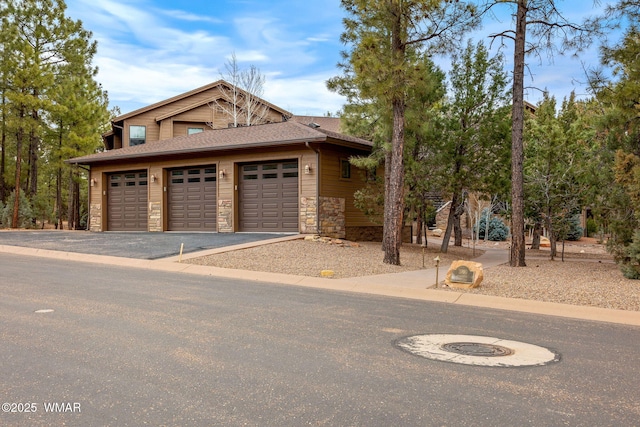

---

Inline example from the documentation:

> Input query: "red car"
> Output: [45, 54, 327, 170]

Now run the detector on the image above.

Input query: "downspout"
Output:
[76, 164, 91, 231]
[305, 141, 321, 235]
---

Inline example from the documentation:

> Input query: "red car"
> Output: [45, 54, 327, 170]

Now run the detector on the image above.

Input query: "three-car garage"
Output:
[105, 160, 300, 233]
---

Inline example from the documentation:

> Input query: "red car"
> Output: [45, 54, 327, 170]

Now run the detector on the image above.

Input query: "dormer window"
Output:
[129, 125, 146, 146]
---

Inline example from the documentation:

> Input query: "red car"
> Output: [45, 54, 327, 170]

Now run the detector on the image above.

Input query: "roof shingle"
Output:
[69, 121, 372, 165]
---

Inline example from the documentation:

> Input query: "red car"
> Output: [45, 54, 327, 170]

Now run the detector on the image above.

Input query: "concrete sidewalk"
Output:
[1, 239, 639, 327]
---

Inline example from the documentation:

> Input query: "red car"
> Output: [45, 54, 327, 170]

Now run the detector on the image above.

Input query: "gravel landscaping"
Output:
[186, 236, 640, 312]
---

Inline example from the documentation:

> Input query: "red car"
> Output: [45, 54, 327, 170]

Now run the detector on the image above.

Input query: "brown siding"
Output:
[172, 121, 209, 138]
[319, 147, 377, 227]
[88, 145, 318, 232]
[118, 86, 287, 148]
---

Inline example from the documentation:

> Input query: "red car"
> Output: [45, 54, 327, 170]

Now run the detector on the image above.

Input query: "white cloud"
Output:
[155, 9, 223, 23]
[265, 73, 345, 116]
[61, 0, 340, 116]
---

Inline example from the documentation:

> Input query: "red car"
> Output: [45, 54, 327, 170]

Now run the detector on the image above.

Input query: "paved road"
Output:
[0, 231, 287, 259]
[1, 254, 639, 426]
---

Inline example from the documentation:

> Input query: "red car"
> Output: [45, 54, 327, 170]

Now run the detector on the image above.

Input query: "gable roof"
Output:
[111, 80, 293, 123]
[69, 121, 373, 165]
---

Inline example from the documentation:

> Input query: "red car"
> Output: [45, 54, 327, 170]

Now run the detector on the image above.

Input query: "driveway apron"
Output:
[0, 231, 289, 260]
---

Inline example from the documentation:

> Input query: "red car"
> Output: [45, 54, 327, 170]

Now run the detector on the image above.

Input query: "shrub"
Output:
[586, 218, 597, 237]
[620, 231, 640, 280]
[475, 209, 509, 241]
[1, 190, 34, 229]
[565, 215, 583, 241]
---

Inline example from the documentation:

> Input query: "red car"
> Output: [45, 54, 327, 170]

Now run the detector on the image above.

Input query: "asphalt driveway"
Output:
[0, 231, 289, 260]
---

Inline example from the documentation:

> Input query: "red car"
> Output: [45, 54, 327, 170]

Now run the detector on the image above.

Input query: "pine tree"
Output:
[435, 40, 511, 253]
[0, 0, 104, 228]
[330, 0, 478, 265]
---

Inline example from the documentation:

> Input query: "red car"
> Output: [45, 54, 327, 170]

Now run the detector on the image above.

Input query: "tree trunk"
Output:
[415, 206, 423, 245]
[531, 220, 542, 249]
[453, 200, 464, 246]
[549, 230, 557, 260]
[68, 169, 75, 229]
[0, 91, 6, 203]
[28, 128, 38, 199]
[383, 97, 406, 265]
[440, 193, 459, 253]
[509, 0, 527, 267]
[12, 122, 24, 228]
[56, 126, 64, 230]
[382, 12, 406, 266]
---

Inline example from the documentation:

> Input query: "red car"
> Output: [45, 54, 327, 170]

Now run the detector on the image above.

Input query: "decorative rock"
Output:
[445, 260, 484, 289]
[432, 228, 443, 237]
[304, 235, 319, 241]
[320, 270, 335, 278]
[540, 236, 551, 247]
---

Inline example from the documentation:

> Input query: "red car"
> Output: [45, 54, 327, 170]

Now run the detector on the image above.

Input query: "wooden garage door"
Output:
[168, 166, 217, 231]
[239, 161, 299, 232]
[107, 171, 148, 231]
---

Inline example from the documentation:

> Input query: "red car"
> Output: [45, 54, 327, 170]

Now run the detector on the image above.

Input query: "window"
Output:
[340, 158, 351, 179]
[188, 127, 204, 135]
[129, 125, 146, 146]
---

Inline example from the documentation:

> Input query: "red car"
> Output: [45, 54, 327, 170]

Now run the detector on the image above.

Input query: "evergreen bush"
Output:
[621, 231, 640, 280]
[565, 215, 583, 241]
[1, 191, 34, 229]
[475, 209, 509, 241]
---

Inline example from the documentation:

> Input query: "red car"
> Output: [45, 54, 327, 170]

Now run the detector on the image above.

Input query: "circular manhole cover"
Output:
[441, 342, 513, 357]
[395, 334, 560, 367]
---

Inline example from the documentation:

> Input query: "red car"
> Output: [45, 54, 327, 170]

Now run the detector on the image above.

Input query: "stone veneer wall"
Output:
[89, 203, 102, 232]
[218, 200, 233, 232]
[435, 202, 451, 231]
[148, 202, 162, 232]
[300, 196, 318, 234]
[318, 197, 345, 238]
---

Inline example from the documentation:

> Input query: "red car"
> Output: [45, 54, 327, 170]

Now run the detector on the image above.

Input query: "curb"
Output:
[1, 243, 639, 327]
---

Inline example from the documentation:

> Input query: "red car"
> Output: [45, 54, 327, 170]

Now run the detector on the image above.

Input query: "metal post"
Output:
[434, 256, 440, 288]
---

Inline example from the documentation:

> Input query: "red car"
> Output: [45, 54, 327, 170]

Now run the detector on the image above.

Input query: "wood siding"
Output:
[89, 145, 318, 232]
[120, 86, 287, 148]
[319, 147, 378, 227]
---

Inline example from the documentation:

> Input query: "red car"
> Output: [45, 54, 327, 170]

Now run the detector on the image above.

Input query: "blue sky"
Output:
[64, 0, 618, 117]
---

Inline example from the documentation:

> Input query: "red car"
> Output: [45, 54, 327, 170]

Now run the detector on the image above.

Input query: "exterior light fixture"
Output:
[219, 169, 226, 179]
[150, 174, 156, 183]
[304, 164, 311, 175]
[90, 178, 96, 187]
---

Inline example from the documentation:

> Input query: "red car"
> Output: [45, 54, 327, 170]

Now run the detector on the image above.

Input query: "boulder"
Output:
[445, 260, 484, 289]
[432, 228, 443, 237]
[540, 236, 551, 247]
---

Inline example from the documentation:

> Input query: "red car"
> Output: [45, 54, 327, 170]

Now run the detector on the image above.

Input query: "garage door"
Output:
[239, 161, 299, 232]
[107, 171, 148, 231]
[168, 166, 217, 231]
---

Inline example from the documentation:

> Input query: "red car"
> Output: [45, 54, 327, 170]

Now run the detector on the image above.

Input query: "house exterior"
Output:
[68, 81, 380, 240]
[102, 80, 292, 150]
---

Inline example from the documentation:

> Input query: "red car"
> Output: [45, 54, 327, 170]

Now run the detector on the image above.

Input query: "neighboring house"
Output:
[68, 81, 380, 240]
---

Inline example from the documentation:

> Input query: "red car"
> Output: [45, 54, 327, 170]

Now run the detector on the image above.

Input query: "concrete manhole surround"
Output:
[395, 334, 560, 367]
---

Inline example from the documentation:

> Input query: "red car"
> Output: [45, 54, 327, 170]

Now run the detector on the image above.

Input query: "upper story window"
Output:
[340, 158, 351, 180]
[188, 127, 204, 135]
[129, 125, 146, 146]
